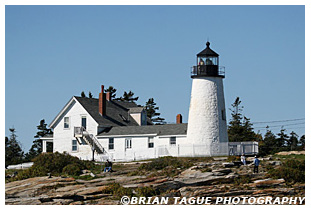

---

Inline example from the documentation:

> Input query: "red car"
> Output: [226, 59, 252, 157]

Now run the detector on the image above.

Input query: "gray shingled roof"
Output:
[129, 107, 144, 113]
[98, 123, 188, 137]
[75, 96, 140, 127]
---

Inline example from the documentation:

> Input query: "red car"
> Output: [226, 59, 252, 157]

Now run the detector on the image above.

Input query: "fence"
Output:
[228, 141, 258, 156]
[157, 143, 229, 157]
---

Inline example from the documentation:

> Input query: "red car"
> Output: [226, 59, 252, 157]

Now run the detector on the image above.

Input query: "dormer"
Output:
[129, 107, 147, 126]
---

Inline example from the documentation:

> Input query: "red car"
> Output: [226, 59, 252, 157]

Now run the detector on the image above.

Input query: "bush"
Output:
[62, 163, 83, 176]
[233, 175, 251, 186]
[136, 186, 159, 197]
[103, 183, 133, 198]
[8, 152, 96, 181]
[139, 156, 192, 171]
[31, 152, 95, 176]
[268, 159, 305, 184]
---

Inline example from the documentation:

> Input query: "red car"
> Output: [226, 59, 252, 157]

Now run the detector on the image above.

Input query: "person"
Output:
[241, 154, 246, 165]
[206, 58, 213, 65]
[104, 159, 112, 172]
[199, 58, 204, 65]
[253, 156, 260, 173]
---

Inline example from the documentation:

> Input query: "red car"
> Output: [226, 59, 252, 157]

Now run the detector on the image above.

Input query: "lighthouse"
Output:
[187, 42, 228, 156]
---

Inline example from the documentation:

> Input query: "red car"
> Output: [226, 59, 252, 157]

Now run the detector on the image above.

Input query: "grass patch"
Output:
[267, 158, 305, 184]
[273, 154, 305, 160]
[139, 156, 193, 171]
[102, 183, 133, 198]
[233, 175, 251, 186]
[133, 156, 193, 178]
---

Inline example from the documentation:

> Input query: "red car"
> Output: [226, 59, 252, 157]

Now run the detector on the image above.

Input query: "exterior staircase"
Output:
[74, 127, 112, 160]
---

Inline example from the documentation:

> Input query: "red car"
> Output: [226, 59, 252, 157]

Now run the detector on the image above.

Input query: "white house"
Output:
[41, 42, 258, 162]
[43, 86, 190, 162]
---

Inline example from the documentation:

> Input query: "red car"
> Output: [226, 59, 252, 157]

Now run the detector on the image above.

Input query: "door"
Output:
[81, 116, 87, 129]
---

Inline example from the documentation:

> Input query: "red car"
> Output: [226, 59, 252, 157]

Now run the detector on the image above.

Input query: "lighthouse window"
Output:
[222, 109, 226, 120]
[170, 137, 176, 146]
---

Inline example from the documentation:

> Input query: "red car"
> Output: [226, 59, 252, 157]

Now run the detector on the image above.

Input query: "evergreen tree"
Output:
[25, 119, 53, 161]
[227, 97, 257, 142]
[152, 117, 166, 125]
[258, 128, 277, 156]
[288, 131, 299, 151]
[298, 135, 305, 150]
[145, 98, 166, 124]
[145, 98, 160, 119]
[104, 86, 117, 99]
[117, 90, 139, 102]
[5, 128, 24, 167]
[88, 91, 93, 98]
[81, 91, 86, 97]
[276, 128, 289, 150]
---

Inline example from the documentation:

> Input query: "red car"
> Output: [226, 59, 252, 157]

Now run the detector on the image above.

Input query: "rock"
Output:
[268, 161, 282, 166]
[212, 169, 232, 175]
[5, 155, 305, 205]
[213, 157, 228, 161]
[276, 151, 305, 155]
[253, 188, 295, 196]
[252, 178, 285, 188]
[212, 171, 225, 176]
[5, 197, 42, 205]
[76, 186, 109, 196]
[225, 173, 239, 179]
[222, 162, 235, 168]
[232, 161, 243, 166]
[82, 170, 91, 174]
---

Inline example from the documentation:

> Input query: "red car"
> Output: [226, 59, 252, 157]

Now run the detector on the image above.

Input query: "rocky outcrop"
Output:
[5, 156, 305, 205]
[276, 151, 305, 155]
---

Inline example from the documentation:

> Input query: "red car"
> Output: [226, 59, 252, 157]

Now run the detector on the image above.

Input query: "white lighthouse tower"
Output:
[187, 42, 228, 156]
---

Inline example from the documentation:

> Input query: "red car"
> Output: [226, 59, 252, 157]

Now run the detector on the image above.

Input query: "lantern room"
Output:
[191, 42, 225, 78]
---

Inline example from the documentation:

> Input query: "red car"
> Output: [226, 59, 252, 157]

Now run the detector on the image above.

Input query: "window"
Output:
[170, 137, 176, 146]
[109, 138, 114, 150]
[81, 116, 87, 129]
[72, 139, 78, 152]
[148, 137, 154, 148]
[64, 117, 69, 129]
[125, 138, 132, 149]
[221, 109, 226, 120]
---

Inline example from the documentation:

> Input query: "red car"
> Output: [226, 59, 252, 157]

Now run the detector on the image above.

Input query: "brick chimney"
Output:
[99, 85, 106, 116]
[176, 114, 182, 124]
[106, 92, 111, 101]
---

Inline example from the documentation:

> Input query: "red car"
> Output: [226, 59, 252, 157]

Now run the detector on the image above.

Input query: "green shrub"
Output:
[268, 159, 305, 184]
[62, 163, 83, 176]
[8, 152, 96, 182]
[136, 186, 159, 197]
[147, 166, 180, 178]
[30, 152, 95, 176]
[139, 156, 192, 171]
[233, 175, 251, 186]
[103, 183, 133, 198]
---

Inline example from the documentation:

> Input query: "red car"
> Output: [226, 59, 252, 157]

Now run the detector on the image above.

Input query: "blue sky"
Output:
[5, 5, 305, 151]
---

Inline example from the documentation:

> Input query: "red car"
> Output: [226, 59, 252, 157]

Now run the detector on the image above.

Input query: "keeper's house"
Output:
[43, 85, 190, 162]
